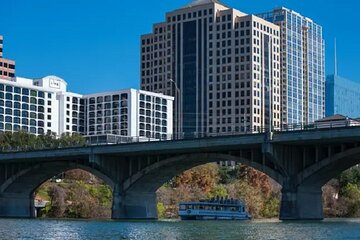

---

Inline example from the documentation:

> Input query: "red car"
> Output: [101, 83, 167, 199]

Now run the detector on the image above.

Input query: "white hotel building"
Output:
[0, 76, 173, 140]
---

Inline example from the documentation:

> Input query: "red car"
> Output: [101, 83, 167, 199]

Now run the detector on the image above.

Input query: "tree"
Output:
[339, 166, 360, 194]
[47, 185, 67, 218]
[207, 185, 228, 199]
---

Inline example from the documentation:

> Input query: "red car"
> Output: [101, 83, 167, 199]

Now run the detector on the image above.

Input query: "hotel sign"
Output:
[49, 78, 61, 89]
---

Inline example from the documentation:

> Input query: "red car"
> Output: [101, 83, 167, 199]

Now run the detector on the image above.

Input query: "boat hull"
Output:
[180, 215, 251, 220]
[179, 210, 251, 220]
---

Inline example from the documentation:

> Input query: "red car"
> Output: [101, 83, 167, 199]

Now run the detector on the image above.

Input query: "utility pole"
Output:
[267, 36, 273, 141]
[334, 38, 338, 76]
[168, 79, 180, 139]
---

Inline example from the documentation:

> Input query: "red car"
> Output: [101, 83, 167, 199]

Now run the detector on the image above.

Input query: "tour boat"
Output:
[178, 197, 251, 220]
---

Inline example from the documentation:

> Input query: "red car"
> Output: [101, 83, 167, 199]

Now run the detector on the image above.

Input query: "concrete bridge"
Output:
[1, 126, 360, 220]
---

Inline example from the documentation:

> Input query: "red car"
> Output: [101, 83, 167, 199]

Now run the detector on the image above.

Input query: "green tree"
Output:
[207, 185, 228, 199]
[157, 202, 166, 219]
[341, 183, 360, 216]
[339, 166, 360, 194]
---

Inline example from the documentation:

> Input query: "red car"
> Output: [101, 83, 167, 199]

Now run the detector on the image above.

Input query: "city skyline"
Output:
[0, 0, 357, 94]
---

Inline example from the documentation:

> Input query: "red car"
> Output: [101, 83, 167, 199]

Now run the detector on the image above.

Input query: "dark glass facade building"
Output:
[326, 75, 360, 118]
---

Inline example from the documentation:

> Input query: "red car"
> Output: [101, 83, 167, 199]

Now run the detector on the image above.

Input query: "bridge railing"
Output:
[0, 120, 358, 153]
[277, 119, 358, 132]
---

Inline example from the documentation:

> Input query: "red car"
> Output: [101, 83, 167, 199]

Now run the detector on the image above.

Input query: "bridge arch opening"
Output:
[34, 169, 113, 219]
[0, 162, 115, 219]
[322, 166, 360, 218]
[121, 153, 282, 219]
[156, 162, 282, 219]
[295, 145, 360, 219]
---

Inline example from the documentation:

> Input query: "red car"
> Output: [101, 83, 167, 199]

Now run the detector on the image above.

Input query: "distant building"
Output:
[326, 75, 360, 118]
[0, 35, 16, 80]
[0, 76, 173, 139]
[141, 0, 282, 135]
[257, 8, 326, 125]
[315, 114, 360, 128]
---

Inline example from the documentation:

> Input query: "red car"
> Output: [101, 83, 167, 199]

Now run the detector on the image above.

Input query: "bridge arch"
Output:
[0, 161, 116, 218]
[115, 152, 283, 219]
[124, 153, 283, 193]
[297, 146, 360, 188]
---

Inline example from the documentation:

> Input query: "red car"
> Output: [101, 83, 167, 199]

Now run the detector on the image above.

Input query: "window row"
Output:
[0, 110, 47, 119]
[139, 109, 167, 118]
[0, 95, 46, 105]
[88, 109, 128, 118]
[139, 124, 167, 133]
[0, 116, 45, 126]
[139, 116, 167, 126]
[0, 85, 46, 98]
[88, 130, 129, 136]
[139, 131, 168, 140]
[0, 124, 45, 134]
[88, 116, 128, 124]
[139, 102, 167, 111]
[88, 125, 128, 132]
[88, 101, 128, 111]
[139, 94, 168, 105]
[88, 94, 128, 104]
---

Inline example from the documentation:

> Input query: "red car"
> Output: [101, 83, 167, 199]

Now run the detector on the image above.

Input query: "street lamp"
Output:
[168, 79, 181, 139]
[265, 36, 273, 140]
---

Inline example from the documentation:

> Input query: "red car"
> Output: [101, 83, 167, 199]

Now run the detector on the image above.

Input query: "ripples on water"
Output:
[1, 218, 360, 240]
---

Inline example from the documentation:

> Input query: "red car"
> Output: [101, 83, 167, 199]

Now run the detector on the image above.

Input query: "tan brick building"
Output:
[140, 0, 281, 135]
[0, 35, 16, 80]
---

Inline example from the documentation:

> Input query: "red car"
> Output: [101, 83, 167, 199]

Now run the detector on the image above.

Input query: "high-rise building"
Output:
[326, 75, 360, 118]
[0, 35, 16, 80]
[0, 76, 174, 139]
[257, 8, 325, 125]
[141, 0, 281, 135]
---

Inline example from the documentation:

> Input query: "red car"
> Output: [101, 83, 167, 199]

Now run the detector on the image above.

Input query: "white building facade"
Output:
[84, 89, 173, 140]
[0, 76, 173, 139]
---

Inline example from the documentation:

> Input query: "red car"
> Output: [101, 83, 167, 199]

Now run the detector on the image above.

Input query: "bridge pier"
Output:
[280, 185, 323, 220]
[0, 193, 35, 218]
[112, 191, 157, 219]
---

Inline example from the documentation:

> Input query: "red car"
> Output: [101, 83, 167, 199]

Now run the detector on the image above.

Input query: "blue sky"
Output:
[0, 0, 358, 94]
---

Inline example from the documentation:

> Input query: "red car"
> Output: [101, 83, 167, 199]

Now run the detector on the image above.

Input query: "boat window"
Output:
[179, 205, 186, 210]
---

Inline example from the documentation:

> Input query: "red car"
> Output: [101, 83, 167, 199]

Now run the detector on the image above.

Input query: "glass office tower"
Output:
[258, 8, 325, 125]
[326, 75, 360, 118]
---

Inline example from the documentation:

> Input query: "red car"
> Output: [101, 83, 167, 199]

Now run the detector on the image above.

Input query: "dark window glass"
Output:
[5, 93, 12, 100]
[22, 103, 29, 110]
[5, 86, 13, 92]
[30, 127, 36, 133]
[14, 87, 21, 94]
[30, 119, 36, 126]
[22, 88, 29, 95]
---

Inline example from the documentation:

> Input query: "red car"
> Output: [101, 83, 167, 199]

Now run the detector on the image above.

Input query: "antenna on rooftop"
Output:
[334, 38, 338, 76]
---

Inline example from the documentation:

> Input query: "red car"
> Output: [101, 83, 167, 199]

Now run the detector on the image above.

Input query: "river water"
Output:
[0, 218, 360, 240]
